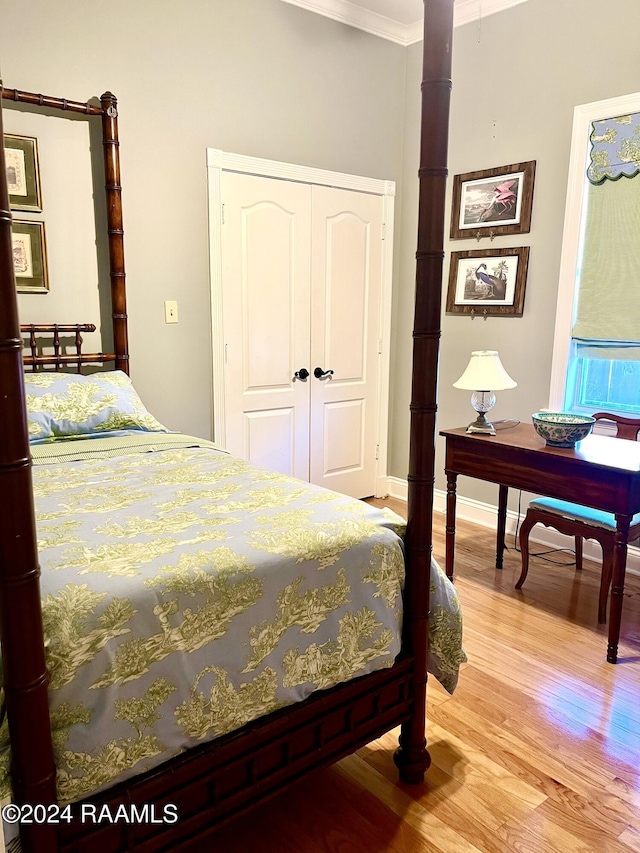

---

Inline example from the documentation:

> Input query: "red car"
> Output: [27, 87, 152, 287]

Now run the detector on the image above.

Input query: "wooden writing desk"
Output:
[440, 424, 640, 663]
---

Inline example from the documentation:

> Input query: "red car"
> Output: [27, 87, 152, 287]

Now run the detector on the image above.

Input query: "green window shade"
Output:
[572, 176, 640, 354]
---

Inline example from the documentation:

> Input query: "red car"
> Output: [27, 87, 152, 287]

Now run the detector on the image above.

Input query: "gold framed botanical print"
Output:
[12, 220, 49, 293]
[4, 133, 43, 212]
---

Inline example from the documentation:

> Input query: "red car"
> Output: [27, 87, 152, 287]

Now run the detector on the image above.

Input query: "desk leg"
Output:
[445, 471, 457, 580]
[496, 485, 508, 570]
[607, 514, 630, 664]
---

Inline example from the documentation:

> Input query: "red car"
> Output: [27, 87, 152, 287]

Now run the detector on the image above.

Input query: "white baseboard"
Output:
[386, 477, 640, 575]
[387, 476, 408, 502]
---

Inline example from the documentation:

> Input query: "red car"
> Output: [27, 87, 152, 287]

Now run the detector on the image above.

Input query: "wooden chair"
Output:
[516, 412, 640, 623]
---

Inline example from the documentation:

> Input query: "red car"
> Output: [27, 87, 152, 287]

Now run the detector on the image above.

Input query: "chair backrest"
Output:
[593, 412, 640, 441]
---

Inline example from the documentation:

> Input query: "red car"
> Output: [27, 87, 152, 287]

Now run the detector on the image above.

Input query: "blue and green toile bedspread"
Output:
[0, 434, 465, 804]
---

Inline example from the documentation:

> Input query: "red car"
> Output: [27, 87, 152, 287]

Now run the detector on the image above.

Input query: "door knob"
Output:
[314, 367, 334, 379]
[293, 368, 309, 380]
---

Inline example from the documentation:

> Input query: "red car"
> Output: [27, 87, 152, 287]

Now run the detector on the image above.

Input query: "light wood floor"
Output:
[209, 502, 640, 853]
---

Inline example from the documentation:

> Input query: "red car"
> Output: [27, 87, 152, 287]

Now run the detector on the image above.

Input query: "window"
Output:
[550, 92, 640, 418]
[565, 347, 640, 416]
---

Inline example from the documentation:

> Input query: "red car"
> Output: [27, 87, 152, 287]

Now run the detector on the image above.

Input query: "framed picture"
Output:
[446, 247, 530, 316]
[450, 161, 535, 239]
[3, 134, 42, 212]
[12, 220, 49, 293]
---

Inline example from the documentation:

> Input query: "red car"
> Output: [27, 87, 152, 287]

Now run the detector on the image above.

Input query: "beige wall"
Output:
[390, 0, 640, 507]
[0, 0, 406, 439]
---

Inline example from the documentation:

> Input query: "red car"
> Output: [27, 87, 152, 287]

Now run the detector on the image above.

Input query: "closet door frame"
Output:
[207, 148, 395, 497]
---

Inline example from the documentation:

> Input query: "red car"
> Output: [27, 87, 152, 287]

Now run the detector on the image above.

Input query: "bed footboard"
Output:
[55, 660, 415, 852]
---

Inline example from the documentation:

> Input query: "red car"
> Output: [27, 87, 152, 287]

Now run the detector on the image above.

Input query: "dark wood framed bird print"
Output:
[446, 247, 530, 316]
[450, 161, 536, 239]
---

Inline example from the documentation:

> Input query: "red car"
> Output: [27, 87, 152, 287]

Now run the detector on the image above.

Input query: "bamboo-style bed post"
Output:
[100, 92, 129, 375]
[395, 0, 454, 782]
[0, 81, 58, 850]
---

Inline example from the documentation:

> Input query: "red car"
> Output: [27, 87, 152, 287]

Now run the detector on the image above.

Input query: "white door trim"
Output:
[207, 148, 396, 496]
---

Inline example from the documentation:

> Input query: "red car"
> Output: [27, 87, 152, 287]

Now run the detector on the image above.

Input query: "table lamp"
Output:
[453, 350, 516, 435]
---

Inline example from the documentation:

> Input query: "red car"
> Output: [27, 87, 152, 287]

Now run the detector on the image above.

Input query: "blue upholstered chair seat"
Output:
[529, 497, 640, 531]
[518, 412, 640, 627]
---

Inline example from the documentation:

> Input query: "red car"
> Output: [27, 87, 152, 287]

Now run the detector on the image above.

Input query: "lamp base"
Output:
[466, 413, 496, 435]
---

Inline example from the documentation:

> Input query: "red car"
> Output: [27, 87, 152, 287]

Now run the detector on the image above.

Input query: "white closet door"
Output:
[309, 185, 383, 498]
[221, 171, 312, 479]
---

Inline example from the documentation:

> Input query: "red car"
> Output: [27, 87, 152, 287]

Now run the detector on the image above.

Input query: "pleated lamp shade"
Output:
[453, 351, 516, 435]
[453, 350, 517, 391]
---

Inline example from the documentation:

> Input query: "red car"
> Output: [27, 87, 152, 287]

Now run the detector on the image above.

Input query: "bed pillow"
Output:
[24, 370, 169, 443]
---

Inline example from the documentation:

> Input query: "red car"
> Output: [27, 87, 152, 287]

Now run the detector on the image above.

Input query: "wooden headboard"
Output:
[20, 323, 115, 372]
[3, 87, 129, 374]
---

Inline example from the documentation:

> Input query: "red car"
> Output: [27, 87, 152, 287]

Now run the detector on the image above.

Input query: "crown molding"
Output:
[280, 0, 415, 45]
[453, 0, 530, 29]
[281, 0, 530, 45]
[404, 19, 424, 45]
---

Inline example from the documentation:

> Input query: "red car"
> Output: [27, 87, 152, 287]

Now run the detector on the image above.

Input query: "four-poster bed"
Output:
[0, 1, 456, 850]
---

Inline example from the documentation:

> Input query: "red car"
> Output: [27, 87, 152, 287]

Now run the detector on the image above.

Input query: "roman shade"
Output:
[572, 114, 640, 359]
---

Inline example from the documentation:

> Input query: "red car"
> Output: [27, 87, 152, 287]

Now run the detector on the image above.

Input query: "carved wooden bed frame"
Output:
[0, 2, 454, 850]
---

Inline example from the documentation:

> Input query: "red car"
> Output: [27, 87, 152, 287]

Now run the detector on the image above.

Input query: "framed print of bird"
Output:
[446, 246, 530, 316]
[450, 161, 536, 239]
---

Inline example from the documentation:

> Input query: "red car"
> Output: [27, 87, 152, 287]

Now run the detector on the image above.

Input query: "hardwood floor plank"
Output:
[427, 692, 600, 800]
[321, 764, 444, 853]
[607, 775, 640, 812]
[338, 753, 484, 853]
[500, 796, 636, 853]
[433, 669, 639, 798]
[619, 826, 640, 852]
[360, 731, 544, 839]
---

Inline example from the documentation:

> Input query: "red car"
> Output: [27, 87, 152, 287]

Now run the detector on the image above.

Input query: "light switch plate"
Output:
[164, 301, 178, 324]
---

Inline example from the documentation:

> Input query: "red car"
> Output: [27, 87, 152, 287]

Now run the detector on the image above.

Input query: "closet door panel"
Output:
[324, 212, 367, 381]
[244, 205, 297, 390]
[322, 399, 365, 474]
[244, 408, 296, 472]
[310, 186, 383, 497]
[221, 172, 311, 479]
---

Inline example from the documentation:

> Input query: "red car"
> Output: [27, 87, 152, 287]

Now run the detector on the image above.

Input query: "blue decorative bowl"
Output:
[532, 412, 595, 447]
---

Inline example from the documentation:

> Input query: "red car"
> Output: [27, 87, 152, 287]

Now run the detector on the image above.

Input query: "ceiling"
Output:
[280, 0, 530, 45]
